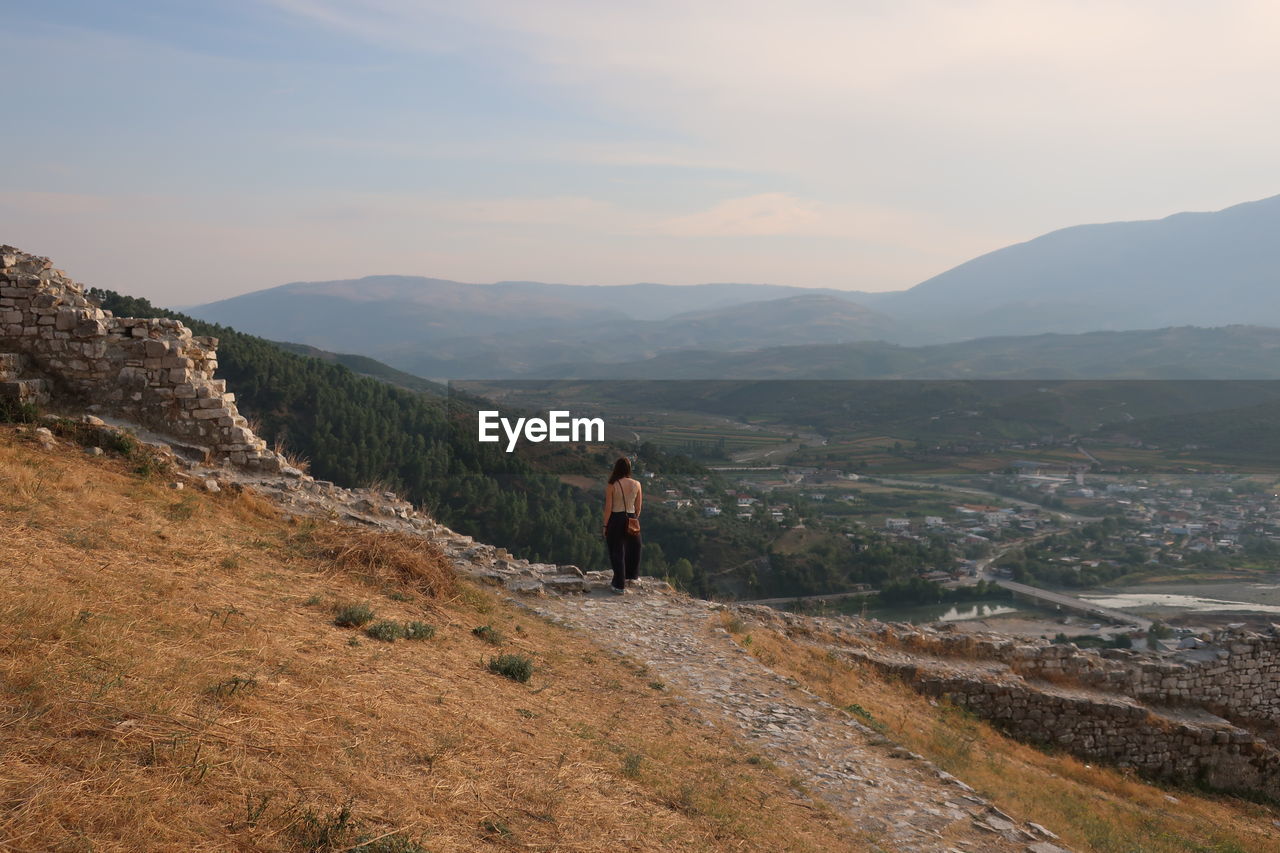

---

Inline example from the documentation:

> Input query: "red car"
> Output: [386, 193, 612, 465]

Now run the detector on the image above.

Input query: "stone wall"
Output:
[731, 605, 1280, 800]
[1009, 632, 1280, 725]
[910, 670, 1280, 802]
[0, 247, 279, 470]
[852, 619, 1280, 726]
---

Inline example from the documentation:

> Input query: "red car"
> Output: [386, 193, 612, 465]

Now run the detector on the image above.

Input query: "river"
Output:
[867, 599, 1030, 624]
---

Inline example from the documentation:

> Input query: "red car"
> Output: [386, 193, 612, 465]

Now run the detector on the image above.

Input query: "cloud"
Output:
[17, 2, 1280, 301]
[265, 0, 1280, 218]
[266, 2, 1280, 126]
[654, 193, 822, 237]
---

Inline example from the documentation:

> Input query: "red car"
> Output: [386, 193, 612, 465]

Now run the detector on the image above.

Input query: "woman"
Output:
[603, 456, 643, 594]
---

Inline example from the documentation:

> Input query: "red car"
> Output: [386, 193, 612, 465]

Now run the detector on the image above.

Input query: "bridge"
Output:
[992, 579, 1152, 631]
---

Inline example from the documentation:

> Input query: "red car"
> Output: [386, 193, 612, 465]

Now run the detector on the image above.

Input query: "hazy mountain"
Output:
[877, 193, 1280, 341]
[187, 276, 629, 357]
[528, 325, 1280, 380]
[478, 280, 861, 320]
[189, 281, 885, 377]
[367, 293, 896, 377]
[185, 192, 1280, 376]
[654, 294, 895, 348]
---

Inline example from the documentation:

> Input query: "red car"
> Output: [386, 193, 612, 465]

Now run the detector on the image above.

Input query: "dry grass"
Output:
[0, 427, 862, 852]
[304, 525, 457, 600]
[726, 617, 1280, 853]
[271, 437, 311, 475]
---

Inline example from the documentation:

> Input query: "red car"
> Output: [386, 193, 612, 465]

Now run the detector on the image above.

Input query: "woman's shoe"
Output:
[610, 585, 627, 595]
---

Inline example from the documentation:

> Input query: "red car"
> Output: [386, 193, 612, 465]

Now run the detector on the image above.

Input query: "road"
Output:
[734, 589, 875, 607]
[1075, 443, 1102, 466]
[867, 475, 1102, 524]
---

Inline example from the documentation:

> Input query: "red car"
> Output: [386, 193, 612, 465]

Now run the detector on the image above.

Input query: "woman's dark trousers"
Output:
[605, 512, 642, 590]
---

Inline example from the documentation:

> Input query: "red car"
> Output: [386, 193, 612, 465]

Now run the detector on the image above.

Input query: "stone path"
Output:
[526, 580, 1066, 853]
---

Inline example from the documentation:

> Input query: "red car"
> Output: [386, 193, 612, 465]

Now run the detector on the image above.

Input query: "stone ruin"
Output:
[733, 605, 1280, 801]
[0, 244, 596, 592]
[0, 246, 279, 471]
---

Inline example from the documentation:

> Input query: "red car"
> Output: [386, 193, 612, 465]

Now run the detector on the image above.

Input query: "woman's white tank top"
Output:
[613, 478, 637, 513]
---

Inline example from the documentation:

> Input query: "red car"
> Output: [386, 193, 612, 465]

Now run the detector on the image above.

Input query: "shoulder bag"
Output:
[618, 480, 641, 536]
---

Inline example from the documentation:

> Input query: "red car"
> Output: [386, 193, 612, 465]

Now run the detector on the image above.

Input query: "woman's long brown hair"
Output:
[608, 456, 632, 484]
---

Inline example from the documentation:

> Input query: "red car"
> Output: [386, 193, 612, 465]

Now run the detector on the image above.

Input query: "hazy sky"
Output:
[4, 0, 1279, 305]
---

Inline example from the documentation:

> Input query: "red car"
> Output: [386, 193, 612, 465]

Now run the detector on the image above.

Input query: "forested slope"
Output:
[89, 289, 606, 569]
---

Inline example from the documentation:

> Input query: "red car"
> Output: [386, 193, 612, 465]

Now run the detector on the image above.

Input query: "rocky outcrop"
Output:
[0, 247, 278, 470]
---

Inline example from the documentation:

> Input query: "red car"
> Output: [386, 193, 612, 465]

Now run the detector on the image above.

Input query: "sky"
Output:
[4, 0, 1280, 305]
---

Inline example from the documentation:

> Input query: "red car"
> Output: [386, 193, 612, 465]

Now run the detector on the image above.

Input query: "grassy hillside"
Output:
[0, 428, 859, 851]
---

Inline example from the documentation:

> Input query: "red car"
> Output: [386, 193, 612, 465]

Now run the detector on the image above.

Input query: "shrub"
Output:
[364, 620, 406, 642]
[334, 603, 375, 628]
[403, 621, 435, 641]
[845, 703, 875, 721]
[207, 675, 258, 697]
[488, 653, 533, 683]
[0, 400, 39, 424]
[100, 430, 139, 457]
[166, 495, 198, 522]
[472, 624, 504, 645]
[292, 802, 354, 851]
[133, 453, 166, 479]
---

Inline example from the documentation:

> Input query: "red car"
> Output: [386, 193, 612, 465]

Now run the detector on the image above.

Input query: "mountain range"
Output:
[187, 193, 1280, 379]
[530, 326, 1280, 380]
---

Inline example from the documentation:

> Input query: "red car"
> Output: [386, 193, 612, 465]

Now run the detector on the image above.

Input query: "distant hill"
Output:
[652, 294, 896, 349]
[189, 281, 885, 377]
[376, 293, 897, 378]
[529, 326, 1280, 379]
[187, 275, 629, 359]
[269, 341, 447, 395]
[874, 193, 1280, 342]
[1112, 397, 1280, 459]
[185, 192, 1280, 376]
